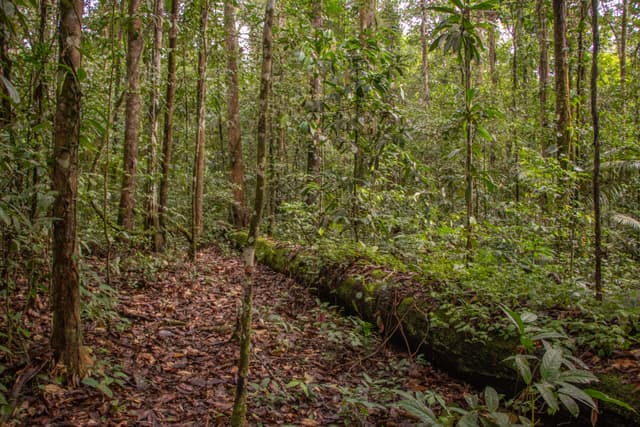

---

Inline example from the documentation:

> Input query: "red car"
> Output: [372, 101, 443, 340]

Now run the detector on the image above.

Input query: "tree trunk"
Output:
[487, 10, 497, 86]
[192, 0, 209, 260]
[0, 9, 12, 128]
[591, 0, 602, 300]
[576, 0, 589, 128]
[552, 0, 572, 167]
[306, 0, 323, 206]
[118, 0, 144, 232]
[537, 0, 549, 155]
[224, 0, 248, 228]
[420, 0, 431, 102]
[145, 0, 163, 251]
[619, 0, 627, 96]
[464, 13, 473, 260]
[51, 0, 87, 380]
[230, 0, 275, 424]
[159, 0, 179, 243]
[511, 2, 521, 202]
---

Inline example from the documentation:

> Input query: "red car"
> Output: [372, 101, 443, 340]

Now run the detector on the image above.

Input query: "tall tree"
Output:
[118, 0, 144, 231]
[487, 9, 497, 86]
[145, 0, 164, 251]
[591, 0, 602, 300]
[576, 0, 589, 128]
[230, 0, 275, 424]
[224, 0, 247, 228]
[553, 0, 572, 166]
[306, 0, 323, 206]
[420, 0, 431, 102]
[619, 0, 628, 96]
[537, 0, 549, 154]
[192, 0, 209, 259]
[51, 0, 87, 379]
[159, 0, 179, 242]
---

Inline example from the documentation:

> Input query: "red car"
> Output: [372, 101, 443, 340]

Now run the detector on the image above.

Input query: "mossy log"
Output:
[225, 231, 639, 425]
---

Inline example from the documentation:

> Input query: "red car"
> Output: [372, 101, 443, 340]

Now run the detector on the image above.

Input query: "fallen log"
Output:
[225, 231, 639, 426]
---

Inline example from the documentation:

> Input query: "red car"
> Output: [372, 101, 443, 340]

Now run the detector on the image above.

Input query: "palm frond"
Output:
[600, 159, 640, 174]
[611, 213, 640, 232]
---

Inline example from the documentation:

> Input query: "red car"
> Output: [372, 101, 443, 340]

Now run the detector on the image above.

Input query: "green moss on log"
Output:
[223, 230, 639, 423]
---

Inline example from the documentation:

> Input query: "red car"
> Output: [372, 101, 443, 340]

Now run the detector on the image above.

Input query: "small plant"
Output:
[501, 305, 636, 423]
[82, 359, 128, 400]
[395, 386, 528, 427]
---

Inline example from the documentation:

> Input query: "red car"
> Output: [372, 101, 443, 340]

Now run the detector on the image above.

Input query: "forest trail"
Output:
[15, 246, 473, 426]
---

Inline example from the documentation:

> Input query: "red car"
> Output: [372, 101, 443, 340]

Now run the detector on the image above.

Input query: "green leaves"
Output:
[0, 75, 20, 104]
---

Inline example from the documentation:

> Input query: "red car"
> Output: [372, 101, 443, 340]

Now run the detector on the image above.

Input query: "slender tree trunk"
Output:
[537, 0, 549, 155]
[224, 0, 247, 228]
[118, 0, 144, 232]
[553, 0, 572, 166]
[511, 3, 521, 202]
[352, 0, 375, 242]
[145, 0, 163, 251]
[0, 13, 12, 128]
[487, 10, 497, 86]
[192, 0, 209, 260]
[231, 0, 275, 424]
[420, 0, 431, 102]
[159, 0, 179, 243]
[306, 0, 323, 206]
[51, 0, 87, 380]
[31, 0, 49, 220]
[591, 0, 602, 300]
[576, 0, 589, 128]
[463, 6, 473, 260]
[619, 0, 627, 96]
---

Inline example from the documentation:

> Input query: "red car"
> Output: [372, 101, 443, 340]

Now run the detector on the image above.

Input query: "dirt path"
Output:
[12, 246, 474, 426]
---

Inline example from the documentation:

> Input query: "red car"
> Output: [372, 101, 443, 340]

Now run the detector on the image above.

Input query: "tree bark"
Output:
[231, 1, 275, 424]
[576, 0, 589, 128]
[552, 0, 572, 166]
[51, 0, 87, 380]
[224, 0, 248, 228]
[306, 0, 323, 206]
[118, 0, 144, 232]
[463, 5, 474, 260]
[537, 0, 549, 155]
[591, 0, 602, 300]
[420, 0, 431, 102]
[159, 0, 179, 243]
[145, 0, 164, 251]
[192, 0, 209, 260]
[619, 0, 627, 96]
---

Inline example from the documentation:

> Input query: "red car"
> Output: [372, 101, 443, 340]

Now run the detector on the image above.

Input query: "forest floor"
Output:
[5, 245, 475, 426]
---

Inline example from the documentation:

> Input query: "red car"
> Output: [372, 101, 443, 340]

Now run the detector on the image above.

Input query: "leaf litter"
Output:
[5, 245, 476, 426]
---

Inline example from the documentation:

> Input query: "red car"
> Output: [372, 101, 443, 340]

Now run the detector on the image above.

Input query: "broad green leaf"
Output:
[530, 331, 566, 342]
[428, 6, 457, 14]
[585, 389, 638, 413]
[558, 382, 597, 410]
[97, 383, 114, 398]
[558, 369, 597, 384]
[514, 355, 532, 385]
[535, 382, 559, 413]
[484, 386, 499, 412]
[541, 348, 562, 381]
[559, 393, 580, 417]
[457, 412, 479, 427]
[470, 1, 497, 11]
[0, 206, 9, 226]
[500, 305, 524, 335]
[0, 75, 20, 104]
[520, 312, 538, 324]
[489, 412, 511, 427]
[82, 377, 100, 388]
